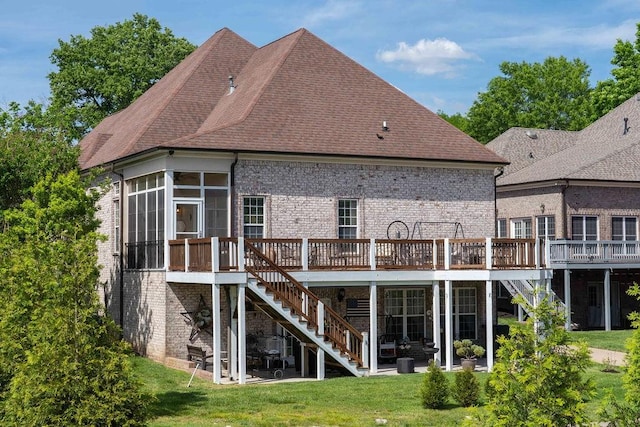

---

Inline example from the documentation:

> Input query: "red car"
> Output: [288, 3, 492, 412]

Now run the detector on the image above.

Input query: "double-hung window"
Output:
[537, 216, 555, 240]
[496, 219, 507, 238]
[511, 218, 532, 239]
[243, 197, 265, 238]
[612, 216, 637, 255]
[440, 287, 477, 340]
[338, 199, 358, 239]
[571, 215, 598, 255]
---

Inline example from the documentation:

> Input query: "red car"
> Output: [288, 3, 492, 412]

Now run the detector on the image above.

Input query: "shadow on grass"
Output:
[150, 390, 209, 417]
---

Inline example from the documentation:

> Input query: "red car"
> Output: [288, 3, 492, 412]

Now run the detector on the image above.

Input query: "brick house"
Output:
[487, 94, 640, 331]
[81, 27, 547, 383]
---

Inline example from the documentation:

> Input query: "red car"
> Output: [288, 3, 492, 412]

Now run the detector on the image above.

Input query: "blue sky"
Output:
[1, 0, 639, 115]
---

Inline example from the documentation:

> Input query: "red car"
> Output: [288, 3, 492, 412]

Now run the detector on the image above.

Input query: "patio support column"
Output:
[212, 283, 222, 384]
[228, 285, 238, 381]
[238, 284, 247, 384]
[564, 269, 572, 331]
[432, 282, 441, 366]
[604, 269, 611, 331]
[316, 348, 325, 380]
[300, 343, 308, 378]
[444, 280, 453, 371]
[517, 305, 524, 322]
[485, 280, 494, 371]
[369, 282, 378, 374]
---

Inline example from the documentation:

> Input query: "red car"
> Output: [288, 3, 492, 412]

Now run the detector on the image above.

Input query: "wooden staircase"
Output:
[244, 240, 368, 377]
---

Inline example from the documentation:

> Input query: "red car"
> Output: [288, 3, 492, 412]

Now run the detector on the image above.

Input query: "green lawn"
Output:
[135, 356, 626, 426]
[570, 329, 633, 352]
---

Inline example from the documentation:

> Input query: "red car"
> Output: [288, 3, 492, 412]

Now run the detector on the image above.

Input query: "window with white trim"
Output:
[612, 217, 637, 240]
[497, 219, 507, 238]
[511, 218, 532, 238]
[537, 216, 555, 240]
[338, 199, 358, 239]
[384, 289, 426, 341]
[440, 287, 477, 340]
[113, 181, 120, 254]
[243, 196, 265, 238]
[126, 173, 165, 269]
[174, 172, 229, 237]
[571, 216, 598, 240]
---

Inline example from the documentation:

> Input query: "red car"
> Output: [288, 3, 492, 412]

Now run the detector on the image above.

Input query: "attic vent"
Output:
[525, 130, 537, 139]
[228, 75, 236, 94]
[624, 117, 631, 135]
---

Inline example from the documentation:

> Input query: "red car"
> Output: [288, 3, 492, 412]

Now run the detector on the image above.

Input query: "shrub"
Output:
[420, 360, 449, 409]
[453, 368, 480, 407]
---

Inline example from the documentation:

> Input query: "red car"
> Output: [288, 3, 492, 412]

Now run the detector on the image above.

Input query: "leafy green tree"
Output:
[453, 368, 480, 407]
[0, 171, 150, 425]
[466, 57, 593, 143]
[420, 360, 450, 409]
[592, 23, 640, 119]
[599, 283, 640, 425]
[438, 111, 470, 134]
[0, 101, 78, 214]
[48, 13, 196, 139]
[481, 293, 595, 426]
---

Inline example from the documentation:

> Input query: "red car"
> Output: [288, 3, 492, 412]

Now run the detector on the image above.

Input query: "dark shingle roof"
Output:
[487, 94, 640, 186]
[79, 28, 506, 170]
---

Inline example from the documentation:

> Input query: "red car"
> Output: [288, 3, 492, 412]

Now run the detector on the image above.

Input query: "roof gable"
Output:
[80, 28, 506, 170]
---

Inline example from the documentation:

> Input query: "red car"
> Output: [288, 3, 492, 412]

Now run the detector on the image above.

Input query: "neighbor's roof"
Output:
[79, 28, 506, 170]
[487, 94, 640, 186]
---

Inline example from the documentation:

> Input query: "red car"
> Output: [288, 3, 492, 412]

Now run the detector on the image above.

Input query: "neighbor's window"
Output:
[338, 199, 358, 239]
[511, 218, 532, 239]
[571, 216, 598, 240]
[612, 217, 637, 241]
[243, 197, 265, 238]
[497, 219, 507, 238]
[537, 216, 556, 240]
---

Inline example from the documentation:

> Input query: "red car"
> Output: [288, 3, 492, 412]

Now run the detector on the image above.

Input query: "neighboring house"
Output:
[81, 27, 547, 383]
[488, 94, 640, 331]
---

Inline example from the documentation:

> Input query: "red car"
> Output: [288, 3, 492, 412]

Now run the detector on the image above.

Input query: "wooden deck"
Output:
[167, 237, 542, 272]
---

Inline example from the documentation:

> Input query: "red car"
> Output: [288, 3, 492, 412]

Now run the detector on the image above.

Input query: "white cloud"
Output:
[301, 0, 363, 27]
[376, 38, 479, 77]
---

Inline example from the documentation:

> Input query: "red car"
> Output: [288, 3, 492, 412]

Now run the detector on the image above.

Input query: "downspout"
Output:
[111, 164, 125, 330]
[494, 167, 504, 237]
[560, 180, 569, 238]
[230, 153, 239, 237]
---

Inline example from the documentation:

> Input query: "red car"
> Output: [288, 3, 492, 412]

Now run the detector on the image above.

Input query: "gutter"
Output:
[230, 153, 239, 237]
[494, 167, 504, 237]
[110, 163, 125, 331]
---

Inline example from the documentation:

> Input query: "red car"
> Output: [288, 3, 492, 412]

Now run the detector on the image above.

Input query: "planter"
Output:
[460, 359, 476, 371]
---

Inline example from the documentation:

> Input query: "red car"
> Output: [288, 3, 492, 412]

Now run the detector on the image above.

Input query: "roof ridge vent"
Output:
[525, 130, 537, 139]
[228, 75, 236, 95]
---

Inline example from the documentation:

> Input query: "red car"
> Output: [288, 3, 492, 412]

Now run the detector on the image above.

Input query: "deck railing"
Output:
[548, 240, 640, 265]
[167, 237, 543, 272]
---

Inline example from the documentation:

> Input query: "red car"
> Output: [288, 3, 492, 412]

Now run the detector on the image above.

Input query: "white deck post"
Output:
[362, 332, 369, 369]
[564, 269, 572, 330]
[485, 280, 494, 371]
[300, 343, 308, 377]
[184, 239, 190, 272]
[212, 237, 219, 272]
[212, 283, 222, 384]
[238, 284, 246, 384]
[444, 238, 451, 270]
[485, 238, 492, 269]
[370, 238, 376, 270]
[432, 282, 441, 366]
[302, 238, 309, 270]
[316, 348, 325, 380]
[228, 285, 238, 381]
[604, 269, 611, 331]
[444, 279, 453, 371]
[369, 282, 378, 373]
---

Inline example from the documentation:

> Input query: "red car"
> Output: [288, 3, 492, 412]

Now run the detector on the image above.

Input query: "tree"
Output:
[599, 283, 640, 425]
[592, 23, 640, 119]
[438, 111, 470, 134]
[0, 171, 150, 425]
[420, 360, 450, 409]
[48, 13, 196, 139]
[481, 293, 595, 426]
[0, 101, 78, 215]
[466, 57, 594, 143]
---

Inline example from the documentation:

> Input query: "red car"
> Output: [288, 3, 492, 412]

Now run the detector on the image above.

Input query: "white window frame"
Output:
[243, 196, 265, 238]
[174, 172, 229, 237]
[511, 218, 532, 239]
[440, 287, 477, 340]
[571, 215, 598, 241]
[384, 289, 426, 341]
[497, 218, 507, 238]
[338, 199, 358, 239]
[612, 216, 637, 241]
[536, 216, 555, 240]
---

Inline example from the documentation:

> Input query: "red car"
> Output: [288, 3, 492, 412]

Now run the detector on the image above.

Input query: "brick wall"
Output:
[235, 160, 495, 239]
